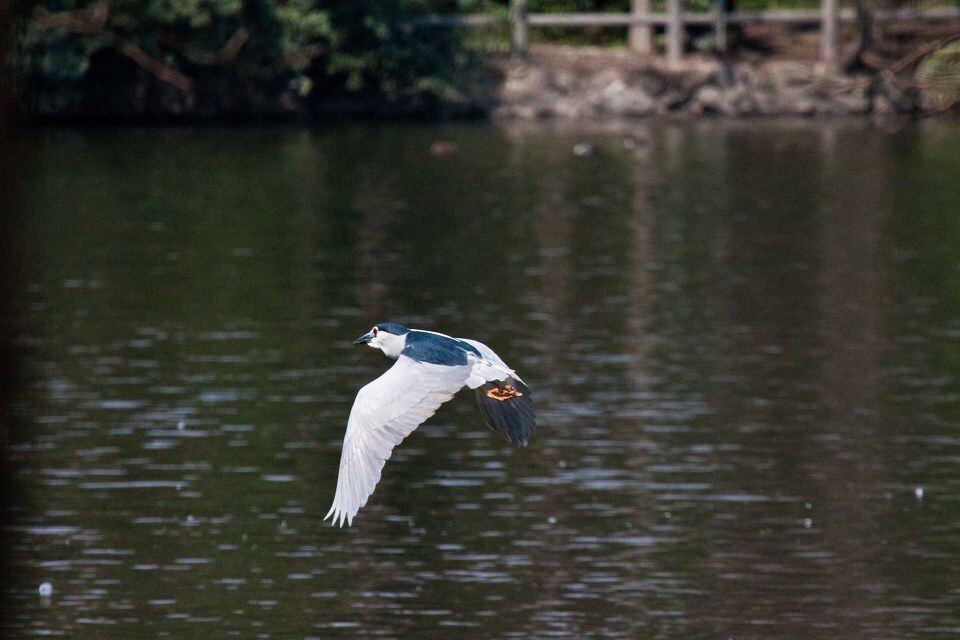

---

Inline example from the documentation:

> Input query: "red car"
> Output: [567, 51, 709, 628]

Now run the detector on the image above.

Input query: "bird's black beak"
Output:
[353, 332, 374, 345]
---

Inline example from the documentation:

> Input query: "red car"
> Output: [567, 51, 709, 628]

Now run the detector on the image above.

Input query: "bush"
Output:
[916, 37, 960, 112]
[12, 0, 472, 118]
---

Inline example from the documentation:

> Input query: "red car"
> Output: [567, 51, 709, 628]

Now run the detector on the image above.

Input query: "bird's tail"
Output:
[474, 378, 536, 446]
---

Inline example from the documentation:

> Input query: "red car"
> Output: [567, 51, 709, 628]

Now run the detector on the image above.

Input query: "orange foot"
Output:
[486, 385, 523, 401]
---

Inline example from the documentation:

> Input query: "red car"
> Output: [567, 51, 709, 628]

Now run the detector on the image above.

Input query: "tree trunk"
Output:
[842, 0, 875, 72]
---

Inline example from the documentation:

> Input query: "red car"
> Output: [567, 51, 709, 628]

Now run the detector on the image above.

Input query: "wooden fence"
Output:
[409, 2, 960, 65]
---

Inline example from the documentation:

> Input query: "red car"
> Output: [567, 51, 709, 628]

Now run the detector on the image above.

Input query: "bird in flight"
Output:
[325, 323, 536, 527]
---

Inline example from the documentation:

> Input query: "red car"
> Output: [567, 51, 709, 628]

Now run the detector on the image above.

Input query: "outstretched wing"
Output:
[325, 355, 471, 527]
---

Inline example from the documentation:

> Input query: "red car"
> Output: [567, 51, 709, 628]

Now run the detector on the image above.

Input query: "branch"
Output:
[888, 33, 960, 75]
[157, 27, 250, 66]
[254, 43, 327, 78]
[158, 31, 325, 79]
[33, 2, 327, 88]
[32, 2, 194, 95]
[112, 40, 194, 93]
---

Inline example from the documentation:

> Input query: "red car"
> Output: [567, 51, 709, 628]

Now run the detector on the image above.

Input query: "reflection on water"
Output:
[8, 120, 960, 638]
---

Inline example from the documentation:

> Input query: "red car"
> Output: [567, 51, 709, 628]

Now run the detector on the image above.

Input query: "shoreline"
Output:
[18, 45, 959, 124]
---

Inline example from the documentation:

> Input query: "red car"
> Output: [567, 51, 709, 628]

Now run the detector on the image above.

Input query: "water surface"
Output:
[9, 119, 960, 639]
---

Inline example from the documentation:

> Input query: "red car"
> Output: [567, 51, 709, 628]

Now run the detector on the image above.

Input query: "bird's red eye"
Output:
[372, 328, 378, 336]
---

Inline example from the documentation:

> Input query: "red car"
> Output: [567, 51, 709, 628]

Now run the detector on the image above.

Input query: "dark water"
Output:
[9, 119, 960, 639]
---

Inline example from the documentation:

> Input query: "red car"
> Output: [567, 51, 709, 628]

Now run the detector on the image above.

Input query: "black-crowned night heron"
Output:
[325, 323, 536, 527]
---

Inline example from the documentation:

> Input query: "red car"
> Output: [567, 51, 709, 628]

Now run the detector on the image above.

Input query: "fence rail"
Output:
[408, 3, 960, 65]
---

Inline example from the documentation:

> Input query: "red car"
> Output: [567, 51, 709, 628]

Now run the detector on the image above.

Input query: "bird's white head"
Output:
[353, 322, 409, 359]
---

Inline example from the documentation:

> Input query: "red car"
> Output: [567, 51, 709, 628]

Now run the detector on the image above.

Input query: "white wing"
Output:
[459, 338, 522, 388]
[325, 355, 471, 527]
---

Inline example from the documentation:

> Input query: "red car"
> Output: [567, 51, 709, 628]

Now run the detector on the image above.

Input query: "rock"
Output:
[728, 86, 757, 115]
[502, 67, 549, 100]
[692, 85, 727, 114]
[510, 105, 548, 120]
[601, 81, 656, 117]
[553, 98, 588, 119]
[791, 75, 865, 115]
[770, 62, 816, 88]
[787, 98, 817, 116]
[690, 82, 757, 116]
[549, 70, 578, 92]
[874, 71, 919, 114]
[872, 90, 894, 116]
[732, 63, 761, 86]
[752, 89, 784, 115]
[572, 142, 598, 157]
[628, 70, 668, 98]
[430, 141, 458, 156]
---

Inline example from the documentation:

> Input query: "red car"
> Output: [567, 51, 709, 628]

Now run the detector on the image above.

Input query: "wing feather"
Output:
[325, 356, 470, 526]
[459, 338, 524, 388]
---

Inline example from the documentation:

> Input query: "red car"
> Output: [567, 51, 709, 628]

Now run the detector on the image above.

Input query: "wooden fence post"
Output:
[821, 0, 839, 66]
[666, 0, 684, 64]
[510, 0, 529, 56]
[713, 1, 728, 52]
[629, 0, 653, 53]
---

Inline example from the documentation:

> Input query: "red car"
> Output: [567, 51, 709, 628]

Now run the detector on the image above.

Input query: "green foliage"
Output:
[916, 38, 960, 110]
[12, 0, 472, 116]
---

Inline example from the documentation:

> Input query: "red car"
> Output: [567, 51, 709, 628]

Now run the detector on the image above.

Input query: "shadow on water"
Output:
[8, 119, 960, 638]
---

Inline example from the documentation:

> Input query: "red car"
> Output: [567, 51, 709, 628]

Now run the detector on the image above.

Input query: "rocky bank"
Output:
[485, 45, 942, 120]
